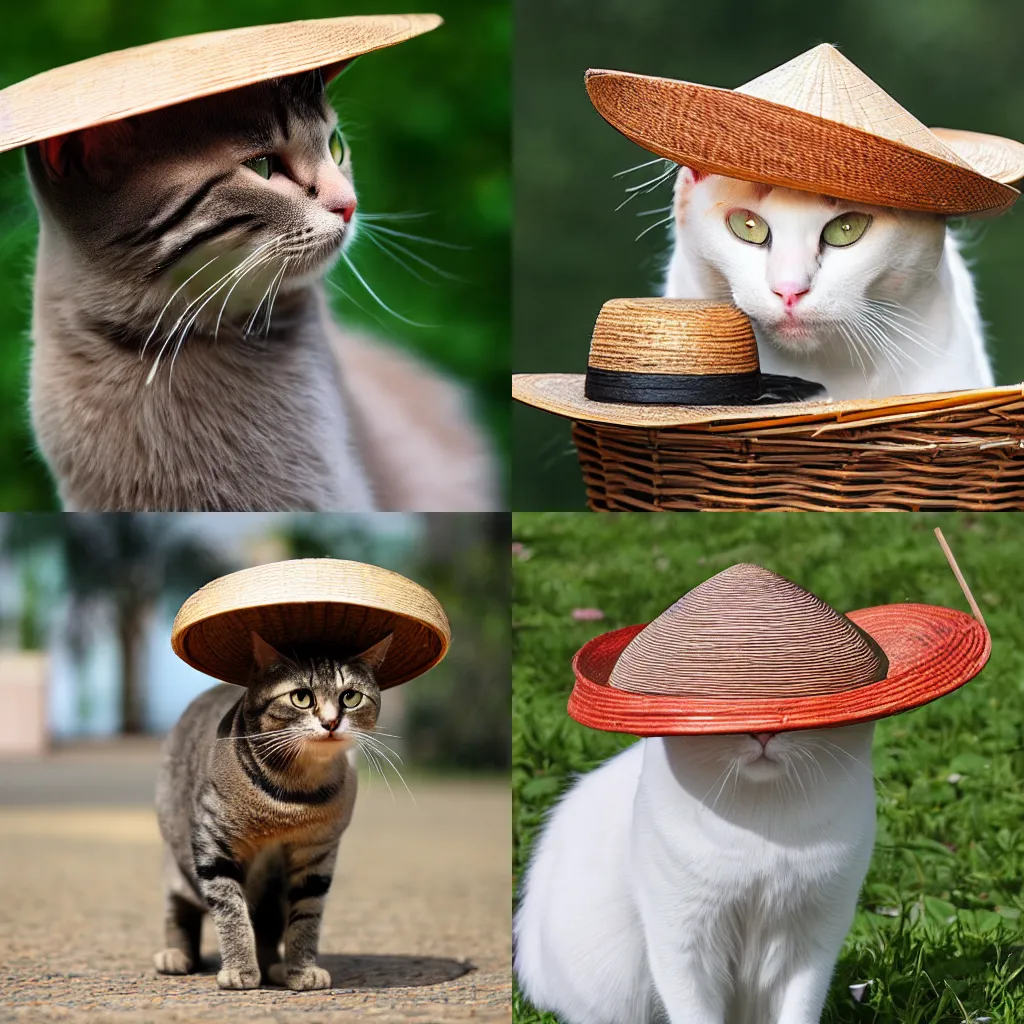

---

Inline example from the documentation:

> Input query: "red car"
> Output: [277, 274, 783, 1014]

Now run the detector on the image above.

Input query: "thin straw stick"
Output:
[934, 527, 986, 630]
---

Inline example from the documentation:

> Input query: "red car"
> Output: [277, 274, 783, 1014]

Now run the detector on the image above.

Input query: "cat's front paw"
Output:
[154, 948, 194, 974]
[216, 966, 262, 990]
[270, 963, 332, 990]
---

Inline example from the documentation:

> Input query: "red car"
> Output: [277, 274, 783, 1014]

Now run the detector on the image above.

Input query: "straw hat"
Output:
[568, 534, 991, 735]
[171, 558, 450, 689]
[585, 43, 1024, 216]
[512, 297, 1024, 431]
[0, 15, 441, 155]
[522, 297, 824, 416]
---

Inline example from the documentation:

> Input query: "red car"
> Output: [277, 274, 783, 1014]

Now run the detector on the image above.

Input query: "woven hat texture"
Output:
[171, 558, 449, 689]
[0, 15, 441, 155]
[585, 43, 1023, 216]
[567, 560, 991, 735]
[608, 564, 888, 698]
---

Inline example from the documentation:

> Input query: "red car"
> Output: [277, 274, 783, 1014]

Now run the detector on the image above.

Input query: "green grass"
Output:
[512, 512, 1024, 1024]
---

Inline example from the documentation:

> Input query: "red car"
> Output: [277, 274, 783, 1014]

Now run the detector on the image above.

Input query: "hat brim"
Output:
[513, 373, 1024, 432]
[567, 604, 990, 735]
[171, 558, 450, 689]
[584, 69, 1019, 217]
[0, 15, 441, 155]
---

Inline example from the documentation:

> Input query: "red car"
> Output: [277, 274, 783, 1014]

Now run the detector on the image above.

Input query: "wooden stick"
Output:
[934, 527, 985, 629]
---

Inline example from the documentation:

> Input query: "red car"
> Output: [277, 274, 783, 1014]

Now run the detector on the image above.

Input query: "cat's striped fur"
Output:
[154, 632, 388, 990]
[26, 71, 496, 511]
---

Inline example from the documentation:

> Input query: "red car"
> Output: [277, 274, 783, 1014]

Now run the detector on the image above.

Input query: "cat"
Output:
[514, 724, 877, 1024]
[664, 167, 993, 400]
[25, 69, 495, 511]
[153, 631, 390, 990]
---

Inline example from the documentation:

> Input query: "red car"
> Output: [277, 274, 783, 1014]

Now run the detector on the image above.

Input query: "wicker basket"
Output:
[570, 391, 1024, 511]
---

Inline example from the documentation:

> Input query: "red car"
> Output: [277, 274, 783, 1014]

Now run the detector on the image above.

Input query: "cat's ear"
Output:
[321, 58, 357, 85]
[37, 121, 134, 181]
[251, 631, 286, 672]
[677, 166, 708, 188]
[354, 633, 392, 671]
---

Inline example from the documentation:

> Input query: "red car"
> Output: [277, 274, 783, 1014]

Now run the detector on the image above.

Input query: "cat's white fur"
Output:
[515, 724, 876, 1024]
[665, 169, 993, 399]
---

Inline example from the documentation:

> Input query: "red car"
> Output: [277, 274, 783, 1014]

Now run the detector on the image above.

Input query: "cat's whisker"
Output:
[212, 240, 291, 341]
[358, 227, 462, 285]
[835, 318, 872, 381]
[141, 251, 224, 358]
[636, 205, 673, 218]
[355, 739, 395, 800]
[350, 729, 405, 765]
[338, 250, 434, 328]
[261, 259, 291, 337]
[615, 168, 675, 212]
[854, 314, 916, 376]
[148, 236, 289, 383]
[613, 157, 670, 179]
[352, 734, 414, 802]
[864, 306, 942, 357]
[354, 221, 468, 251]
[635, 214, 675, 242]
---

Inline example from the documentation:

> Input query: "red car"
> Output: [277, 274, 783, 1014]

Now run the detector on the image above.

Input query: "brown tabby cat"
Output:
[26, 69, 494, 511]
[154, 632, 389, 990]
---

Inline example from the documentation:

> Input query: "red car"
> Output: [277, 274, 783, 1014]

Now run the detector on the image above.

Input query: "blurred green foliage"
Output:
[0, 0, 509, 509]
[513, 0, 1024, 509]
[513, 511, 1024, 1022]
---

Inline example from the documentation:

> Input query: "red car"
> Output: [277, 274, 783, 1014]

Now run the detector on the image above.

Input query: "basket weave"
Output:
[571, 390, 1024, 511]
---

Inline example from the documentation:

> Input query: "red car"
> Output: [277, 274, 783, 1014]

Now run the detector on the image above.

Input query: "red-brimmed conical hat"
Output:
[568, 543, 990, 735]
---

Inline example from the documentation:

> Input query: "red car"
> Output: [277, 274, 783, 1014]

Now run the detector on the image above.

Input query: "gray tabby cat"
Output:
[26, 68, 494, 511]
[154, 631, 390, 990]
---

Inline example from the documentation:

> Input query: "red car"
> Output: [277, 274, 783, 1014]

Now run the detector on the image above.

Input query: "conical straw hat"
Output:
[171, 558, 450, 689]
[567, 534, 991, 735]
[0, 15, 441, 155]
[608, 564, 888, 698]
[585, 43, 1023, 215]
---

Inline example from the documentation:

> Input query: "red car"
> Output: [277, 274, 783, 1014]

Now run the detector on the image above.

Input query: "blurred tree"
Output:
[408, 512, 510, 770]
[0, 514, 234, 733]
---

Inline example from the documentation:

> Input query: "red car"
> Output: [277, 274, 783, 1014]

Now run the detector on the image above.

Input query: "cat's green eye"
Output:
[727, 210, 770, 246]
[329, 128, 345, 166]
[341, 689, 362, 709]
[821, 212, 871, 248]
[244, 155, 272, 180]
[291, 689, 315, 709]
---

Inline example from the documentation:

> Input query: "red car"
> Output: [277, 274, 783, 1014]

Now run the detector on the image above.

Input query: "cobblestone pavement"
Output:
[0, 743, 511, 1023]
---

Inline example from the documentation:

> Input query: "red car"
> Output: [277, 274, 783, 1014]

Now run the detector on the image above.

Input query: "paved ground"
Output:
[0, 741, 511, 1023]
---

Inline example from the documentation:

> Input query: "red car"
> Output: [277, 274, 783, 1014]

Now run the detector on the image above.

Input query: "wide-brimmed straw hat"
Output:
[512, 297, 1024, 433]
[171, 558, 450, 689]
[0, 15, 441, 155]
[585, 43, 1024, 216]
[568, 532, 990, 735]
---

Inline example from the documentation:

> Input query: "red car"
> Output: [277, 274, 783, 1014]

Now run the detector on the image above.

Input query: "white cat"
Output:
[514, 724, 877, 1024]
[664, 168, 993, 399]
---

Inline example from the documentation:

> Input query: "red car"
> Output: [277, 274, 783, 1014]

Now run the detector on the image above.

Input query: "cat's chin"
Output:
[304, 734, 353, 756]
[759, 319, 822, 353]
[737, 755, 787, 783]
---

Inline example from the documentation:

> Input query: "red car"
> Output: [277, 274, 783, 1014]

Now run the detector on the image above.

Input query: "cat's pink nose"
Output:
[751, 732, 776, 749]
[772, 283, 809, 310]
[335, 202, 356, 224]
